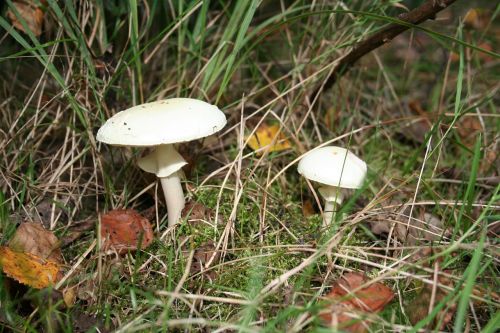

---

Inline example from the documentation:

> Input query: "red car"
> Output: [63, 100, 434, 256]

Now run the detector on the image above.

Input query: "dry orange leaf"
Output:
[8, 222, 62, 262]
[247, 123, 291, 155]
[463, 8, 490, 31]
[302, 199, 316, 217]
[100, 209, 154, 254]
[0, 246, 60, 289]
[7, 0, 46, 37]
[319, 272, 394, 332]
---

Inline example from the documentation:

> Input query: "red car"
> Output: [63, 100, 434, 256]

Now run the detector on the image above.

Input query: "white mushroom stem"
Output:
[319, 186, 344, 227]
[160, 171, 185, 227]
[138, 144, 188, 227]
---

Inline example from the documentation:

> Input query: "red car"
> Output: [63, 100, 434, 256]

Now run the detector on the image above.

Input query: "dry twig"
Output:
[312, 0, 459, 99]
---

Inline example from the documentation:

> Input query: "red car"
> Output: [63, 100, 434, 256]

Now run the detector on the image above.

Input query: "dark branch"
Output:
[311, 0, 458, 100]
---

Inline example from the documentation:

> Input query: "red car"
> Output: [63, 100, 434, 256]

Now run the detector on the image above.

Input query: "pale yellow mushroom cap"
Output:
[96, 98, 227, 147]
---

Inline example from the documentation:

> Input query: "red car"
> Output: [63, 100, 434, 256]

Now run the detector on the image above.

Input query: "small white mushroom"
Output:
[298, 146, 367, 227]
[96, 98, 227, 227]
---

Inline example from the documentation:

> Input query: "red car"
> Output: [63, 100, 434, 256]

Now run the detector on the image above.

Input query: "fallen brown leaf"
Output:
[319, 272, 394, 332]
[7, 0, 45, 36]
[100, 209, 154, 254]
[8, 222, 62, 263]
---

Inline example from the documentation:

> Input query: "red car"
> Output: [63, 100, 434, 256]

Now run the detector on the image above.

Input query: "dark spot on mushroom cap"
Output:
[124, 122, 127, 125]
[128, 128, 131, 130]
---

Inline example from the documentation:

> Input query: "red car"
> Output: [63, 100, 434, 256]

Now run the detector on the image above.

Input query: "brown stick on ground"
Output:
[311, 0, 458, 100]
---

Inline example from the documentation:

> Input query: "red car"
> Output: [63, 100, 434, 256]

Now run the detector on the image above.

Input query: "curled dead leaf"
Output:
[0, 246, 60, 289]
[8, 222, 62, 262]
[7, 0, 46, 37]
[319, 272, 394, 332]
[100, 209, 154, 254]
[247, 123, 291, 155]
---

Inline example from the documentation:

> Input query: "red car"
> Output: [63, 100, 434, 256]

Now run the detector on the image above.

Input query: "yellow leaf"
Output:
[463, 8, 490, 31]
[63, 286, 77, 308]
[247, 123, 291, 155]
[0, 246, 60, 289]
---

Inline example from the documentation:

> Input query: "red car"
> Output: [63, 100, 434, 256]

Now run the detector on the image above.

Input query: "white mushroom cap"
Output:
[96, 98, 227, 147]
[297, 146, 367, 189]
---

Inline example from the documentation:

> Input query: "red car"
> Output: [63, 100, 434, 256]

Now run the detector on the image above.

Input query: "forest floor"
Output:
[0, 1, 499, 332]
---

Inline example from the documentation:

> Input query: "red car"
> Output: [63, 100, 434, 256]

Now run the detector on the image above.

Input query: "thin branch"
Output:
[312, 0, 459, 100]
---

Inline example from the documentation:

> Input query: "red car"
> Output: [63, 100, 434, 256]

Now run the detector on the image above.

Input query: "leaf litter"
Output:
[100, 209, 154, 254]
[8, 222, 62, 262]
[0, 222, 63, 289]
[7, 0, 46, 37]
[370, 206, 450, 245]
[319, 272, 394, 332]
[0, 246, 60, 289]
[247, 123, 292, 155]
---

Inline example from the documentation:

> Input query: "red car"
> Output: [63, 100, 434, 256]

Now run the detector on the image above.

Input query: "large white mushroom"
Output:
[96, 98, 227, 227]
[298, 146, 367, 227]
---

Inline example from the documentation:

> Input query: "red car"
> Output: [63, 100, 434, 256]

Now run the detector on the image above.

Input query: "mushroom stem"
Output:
[322, 200, 336, 227]
[160, 171, 185, 227]
[138, 144, 188, 227]
[319, 186, 344, 227]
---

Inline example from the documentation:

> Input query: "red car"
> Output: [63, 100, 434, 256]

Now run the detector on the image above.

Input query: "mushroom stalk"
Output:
[138, 144, 188, 227]
[322, 200, 336, 227]
[160, 171, 185, 227]
[319, 186, 343, 227]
